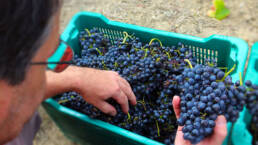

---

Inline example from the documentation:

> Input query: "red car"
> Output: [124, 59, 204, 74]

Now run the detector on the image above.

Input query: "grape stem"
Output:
[155, 120, 160, 137]
[144, 48, 149, 58]
[175, 50, 181, 55]
[200, 112, 207, 119]
[58, 96, 75, 104]
[137, 100, 147, 111]
[95, 48, 103, 56]
[102, 60, 108, 70]
[207, 62, 214, 67]
[218, 67, 228, 73]
[149, 38, 163, 47]
[127, 113, 131, 121]
[58, 99, 69, 104]
[239, 72, 243, 86]
[134, 47, 140, 52]
[165, 52, 171, 59]
[122, 32, 133, 43]
[221, 64, 236, 81]
[150, 49, 156, 56]
[85, 29, 91, 36]
[114, 62, 118, 68]
[184, 59, 193, 69]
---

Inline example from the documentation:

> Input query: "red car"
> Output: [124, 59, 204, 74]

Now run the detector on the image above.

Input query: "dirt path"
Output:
[34, 0, 258, 145]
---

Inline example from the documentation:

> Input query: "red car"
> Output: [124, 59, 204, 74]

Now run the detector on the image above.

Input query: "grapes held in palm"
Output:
[175, 64, 247, 144]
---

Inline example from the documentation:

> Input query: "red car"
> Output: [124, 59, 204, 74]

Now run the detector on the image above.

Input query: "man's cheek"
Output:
[0, 98, 12, 126]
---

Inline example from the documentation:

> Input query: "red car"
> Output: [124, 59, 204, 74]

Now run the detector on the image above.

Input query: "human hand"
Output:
[172, 96, 227, 145]
[72, 67, 137, 116]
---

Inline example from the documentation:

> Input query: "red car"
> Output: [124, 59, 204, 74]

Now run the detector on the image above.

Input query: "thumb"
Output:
[210, 115, 227, 144]
[172, 96, 181, 119]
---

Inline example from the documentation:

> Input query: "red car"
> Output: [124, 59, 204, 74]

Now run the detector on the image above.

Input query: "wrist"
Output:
[45, 66, 86, 99]
[63, 66, 96, 93]
[61, 66, 81, 92]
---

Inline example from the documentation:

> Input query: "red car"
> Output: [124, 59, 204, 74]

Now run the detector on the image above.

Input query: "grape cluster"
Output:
[175, 64, 248, 143]
[56, 28, 257, 144]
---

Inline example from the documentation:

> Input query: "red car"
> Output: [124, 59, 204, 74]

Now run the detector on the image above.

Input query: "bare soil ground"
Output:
[34, 0, 258, 145]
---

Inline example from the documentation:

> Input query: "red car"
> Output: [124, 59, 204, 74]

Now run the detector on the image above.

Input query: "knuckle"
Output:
[101, 104, 109, 113]
[113, 86, 121, 95]
[112, 71, 119, 76]
[112, 86, 121, 97]
[121, 95, 127, 102]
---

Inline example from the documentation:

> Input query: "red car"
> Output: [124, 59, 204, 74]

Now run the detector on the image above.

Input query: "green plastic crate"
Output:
[42, 11, 249, 145]
[232, 42, 258, 145]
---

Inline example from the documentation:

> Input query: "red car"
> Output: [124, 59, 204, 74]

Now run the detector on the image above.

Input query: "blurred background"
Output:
[34, 0, 257, 145]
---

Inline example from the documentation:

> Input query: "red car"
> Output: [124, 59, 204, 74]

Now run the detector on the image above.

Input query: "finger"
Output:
[113, 90, 129, 114]
[209, 115, 227, 144]
[95, 101, 117, 116]
[172, 96, 181, 119]
[119, 77, 137, 105]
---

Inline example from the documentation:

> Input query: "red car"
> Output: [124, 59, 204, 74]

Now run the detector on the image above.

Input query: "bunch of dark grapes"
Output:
[245, 80, 258, 145]
[174, 63, 248, 143]
[56, 28, 257, 145]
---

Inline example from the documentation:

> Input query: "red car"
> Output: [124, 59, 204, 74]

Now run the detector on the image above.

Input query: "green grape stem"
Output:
[58, 96, 75, 104]
[85, 29, 91, 36]
[149, 38, 163, 47]
[144, 48, 149, 58]
[221, 64, 236, 81]
[122, 32, 134, 43]
[102, 60, 108, 70]
[95, 48, 103, 56]
[137, 100, 147, 111]
[239, 72, 243, 86]
[218, 67, 228, 73]
[127, 112, 131, 121]
[184, 59, 193, 69]
[155, 120, 160, 137]
[165, 52, 171, 59]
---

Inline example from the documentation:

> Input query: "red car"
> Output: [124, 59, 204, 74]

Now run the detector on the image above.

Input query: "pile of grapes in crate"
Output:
[56, 28, 258, 145]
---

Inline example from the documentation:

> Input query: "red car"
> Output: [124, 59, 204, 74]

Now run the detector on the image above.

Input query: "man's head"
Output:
[0, 0, 61, 143]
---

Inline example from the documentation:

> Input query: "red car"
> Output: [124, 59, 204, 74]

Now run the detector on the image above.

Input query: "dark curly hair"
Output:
[0, 0, 60, 85]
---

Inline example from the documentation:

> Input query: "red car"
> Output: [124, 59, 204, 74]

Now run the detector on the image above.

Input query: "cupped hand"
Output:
[172, 96, 227, 145]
